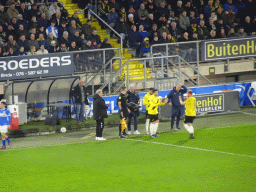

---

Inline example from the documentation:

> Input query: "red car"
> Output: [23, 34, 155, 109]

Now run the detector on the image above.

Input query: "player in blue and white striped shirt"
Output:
[0, 101, 11, 149]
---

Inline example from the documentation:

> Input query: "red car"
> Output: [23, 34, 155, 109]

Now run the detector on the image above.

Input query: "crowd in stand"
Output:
[0, 0, 256, 61]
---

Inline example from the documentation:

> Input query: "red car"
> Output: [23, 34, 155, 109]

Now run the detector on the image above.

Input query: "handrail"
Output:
[88, 9, 123, 60]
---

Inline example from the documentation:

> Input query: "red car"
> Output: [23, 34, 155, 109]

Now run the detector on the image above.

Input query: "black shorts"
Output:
[146, 110, 149, 118]
[184, 116, 195, 124]
[148, 114, 159, 122]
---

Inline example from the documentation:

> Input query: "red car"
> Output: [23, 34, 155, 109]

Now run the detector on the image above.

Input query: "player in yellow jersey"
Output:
[179, 90, 196, 139]
[148, 89, 168, 138]
[142, 88, 154, 134]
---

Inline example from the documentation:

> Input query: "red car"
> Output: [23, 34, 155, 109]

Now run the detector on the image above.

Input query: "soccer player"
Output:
[0, 101, 11, 149]
[148, 89, 168, 138]
[143, 87, 154, 134]
[179, 90, 196, 139]
[117, 86, 130, 138]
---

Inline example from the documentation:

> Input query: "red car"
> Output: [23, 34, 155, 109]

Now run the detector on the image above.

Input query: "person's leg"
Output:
[127, 114, 132, 132]
[96, 120, 100, 139]
[75, 103, 81, 122]
[1, 132, 6, 149]
[134, 115, 138, 132]
[176, 110, 181, 129]
[100, 119, 104, 138]
[171, 115, 176, 129]
[188, 122, 195, 139]
[80, 102, 85, 122]
[154, 119, 159, 136]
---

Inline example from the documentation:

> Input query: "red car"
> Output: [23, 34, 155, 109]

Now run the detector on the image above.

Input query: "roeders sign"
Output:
[0, 53, 74, 81]
[195, 94, 224, 113]
[201, 37, 256, 62]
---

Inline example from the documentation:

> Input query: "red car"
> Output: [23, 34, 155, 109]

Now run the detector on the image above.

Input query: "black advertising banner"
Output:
[0, 53, 74, 81]
[159, 91, 240, 119]
[201, 37, 256, 62]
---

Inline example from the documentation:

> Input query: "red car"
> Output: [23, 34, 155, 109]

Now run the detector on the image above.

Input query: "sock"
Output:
[6, 137, 10, 143]
[184, 124, 192, 134]
[145, 119, 150, 132]
[155, 123, 159, 134]
[150, 123, 154, 135]
[189, 125, 194, 134]
[119, 124, 121, 135]
[2, 140, 6, 147]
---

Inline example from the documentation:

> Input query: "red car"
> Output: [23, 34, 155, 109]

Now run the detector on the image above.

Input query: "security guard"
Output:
[127, 85, 140, 135]
[117, 86, 130, 138]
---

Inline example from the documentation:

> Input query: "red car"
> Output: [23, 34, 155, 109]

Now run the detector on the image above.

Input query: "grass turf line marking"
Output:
[125, 139, 256, 159]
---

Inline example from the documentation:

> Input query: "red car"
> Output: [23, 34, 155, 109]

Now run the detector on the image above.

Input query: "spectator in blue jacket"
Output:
[15, 46, 27, 56]
[223, 0, 238, 15]
[128, 25, 141, 56]
[204, 1, 215, 20]
[157, 1, 170, 18]
[137, 25, 150, 43]
[87, 29, 102, 46]
[107, 7, 119, 28]
[140, 37, 150, 57]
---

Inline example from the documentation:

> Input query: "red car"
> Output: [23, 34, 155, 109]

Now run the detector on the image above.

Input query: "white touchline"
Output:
[126, 139, 256, 159]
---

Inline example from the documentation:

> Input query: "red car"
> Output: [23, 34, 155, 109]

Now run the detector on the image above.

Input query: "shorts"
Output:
[148, 114, 159, 122]
[184, 116, 195, 124]
[0, 125, 8, 133]
[146, 110, 149, 118]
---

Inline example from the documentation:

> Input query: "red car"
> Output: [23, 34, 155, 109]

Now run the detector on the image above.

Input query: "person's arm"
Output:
[7, 109, 11, 129]
[179, 95, 185, 105]
[167, 91, 173, 105]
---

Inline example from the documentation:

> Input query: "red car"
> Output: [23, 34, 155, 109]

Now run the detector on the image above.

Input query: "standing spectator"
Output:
[100, 37, 115, 62]
[0, 101, 11, 149]
[128, 25, 141, 56]
[179, 10, 190, 32]
[7, 3, 19, 21]
[137, 3, 149, 19]
[37, 44, 49, 54]
[27, 46, 37, 55]
[93, 89, 108, 141]
[27, 34, 39, 51]
[0, 5, 10, 25]
[18, 2, 30, 21]
[81, 40, 94, 71]
[81, 19, 95, 38]
[107, 7, 119, 29]
[204, 0, 215, 20]
[117, 86, 130, 138]
[48, 1, 60, 18]
[127, 85, 140, 135]
[223, 0, 238, 15]
[68, 12, 82, 28]
[73, 80, 89, 124]
[37, 12, 50, 31]
[167, 83, 187, 130]
[46, 20, 59, 38]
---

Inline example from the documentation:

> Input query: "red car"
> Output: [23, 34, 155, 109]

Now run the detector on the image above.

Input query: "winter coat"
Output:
[93, 94, 108, 120]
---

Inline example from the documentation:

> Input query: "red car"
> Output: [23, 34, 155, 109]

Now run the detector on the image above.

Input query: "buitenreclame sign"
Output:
[0, 53, 74, 81]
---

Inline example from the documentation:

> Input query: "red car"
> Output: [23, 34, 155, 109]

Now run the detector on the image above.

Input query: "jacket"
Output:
[93, 94, 108, 120]
[0, 108, 11, 126]
[73, 84, 89, 105]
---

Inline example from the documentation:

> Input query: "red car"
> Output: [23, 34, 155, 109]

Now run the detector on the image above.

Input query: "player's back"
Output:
[185, 97, 196, 116]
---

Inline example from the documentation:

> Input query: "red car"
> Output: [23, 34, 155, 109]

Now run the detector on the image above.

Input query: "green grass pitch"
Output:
[1, 122, 256, 192]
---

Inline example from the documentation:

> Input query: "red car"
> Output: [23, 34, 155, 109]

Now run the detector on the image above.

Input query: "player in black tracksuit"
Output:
[117, 86, 130, 138]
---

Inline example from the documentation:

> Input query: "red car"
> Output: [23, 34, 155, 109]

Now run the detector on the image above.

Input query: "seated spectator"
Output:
[204, 1, 215, 20]
[37, 44, 49, 54]
[15, 46, 27, 56]
[100, 37, 115, 62]
[158, 1, 169, 18]
[27, 33, 39, 51]
[7, 3, 19, 21]
[48, 1, 60, 19]
[18, 2, 30, 21]
[149, 24, 159, 41]
[29, 16, 39, 29]
[151, 35, 160, 45]
[0, 5, 9, 25]
[196, 14, 204, 25]
[119, 7, 127, 22]
[115, 17, 130, 47]
[27, 45, 37, 55]
[17, 35, 28, 51]
[243, 16, 256, 36]
[184, 1, 195, 14]
[68, 12, 82, 28]
[38, 13, 50, 29]
[46, 20, 59, 38]
[29, 27, 37, 37]
[58, 21, 68, 39]
[179, 10, 190, 33]
[146, 3, 157, 15]
[137, 15, 151, 31]
[70, 30, 83, 49]
[48, 40, 59, 53]
[216, 8, 225, 21]
[167, 11, 177, 29]
[158, 24, 170, 37]
[52, 12, 62, 28]
[223, 6, 238, 28]
[59, 42, 68, 52]
[191, 32, 199, 41]
[127, 25, 141, 56]
[159, 31, 170, 44]
[188, 21, 200, 37]
[189, 11, 196, 24]
[3, 47, 16, 57]
[17, 24, 28, 39]
[36, 26, 47, 40]
[107, 7, 119, 28]
[6, 24, 17, 40]
[128, 0, 140, 11]
[137, 3, 149, 19]
[216, 19, 228, 33]
[127, 5, 138, 21]
[91, 39, 102, 69]
[0, 36, 5, 47]
[59, 4, 69, 21]
[157, 14, 167, 29]
[47, 32, 59, 47]
[198, 20, 209, 40]
[87, 30, 102, 46]
[98, 0, 109, 23]
[69, 41, 79, 51]
[9, 17, 19, 31]
[109, 0, 120, 13]
[218, 28, 227, 38]
[17, 14, 29, 31]
[80, 34, 87, 46]
[169, 22, 182, 40]
[82, 20, 95, 38]
[68, 20, 82, 36]
[37, 33, 50, 50]
[139, 37, 151, 65]
[223, 0, 238, 15]
[39, 4, 50, 20]
[137, 25, 150, 43]
[227, 27, 238, 38]
[237, 27, 247, 38]
[148, 13, 157, 29]
[209, 12, 217, 23]
[29, 4, 40, 19]
[59, 31, 71, 48]
[207, 19, 217, 32]
[207, 30, 216, 39]
[127, 14, 136, 29]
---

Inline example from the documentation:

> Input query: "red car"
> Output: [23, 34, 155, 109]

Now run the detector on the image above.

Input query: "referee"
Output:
[117, 87, 130, 138]
[179, 90, 196, 139]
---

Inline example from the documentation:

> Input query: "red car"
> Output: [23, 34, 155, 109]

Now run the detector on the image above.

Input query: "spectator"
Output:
[59, 4, 69, 21]
[227, 27, 238, 38]
[15, 46, 27, 56]
[87, 30, 102, 46]
[27, 46, 37, 55]
[237, 27, 247, 38]
[109, 0, 120, 13]
[36, 26, 47, 40]
[69, 41, 79, 51]
[7, 3, 19, 21]
[243, 16, 256, 36]
[107, 7, 119, 28]
[9, 17, 19, 31]
[151, 35, 160, 45]
[128, 25, 141, 56]
[207, 30, 217, 39]
[128, 0, 140, 11]
[81, 19, 95, 38]
[68, 12, 82, 28]
[17, 14, 29, 31]
[18, 2, 30, 21]
[189, 11, 196, 24]
[29, 4, 40, 20]
[58, 20, 68, 39]
[17, 24, 28, 39]
[29, 27, 37, 37]
[37, 33, 50, 50]
[127, 14, 136, 29]
[169, 22, 182, 40]
[37, 44, 49, 54]
[204, 0, 215, 20]
[27, 33, 39, 51]
[140, 37, 151, 59]
[70, 30, 83, 48]
[119, 7, 127, 22]
[46, 20, 59, 38]
[38, 13, 50, 29]
[17, 35, 28, 51]
[179, 10, 190, 32]
[184, 1, 194, 14]
[68, 20, 82, 36]
[137, 25, 150, 43]
[3, 47, 16, 57]
[0, 5, 9, 24]
[157, 14, 167, 29]
[6, 24, 17, 40]
[98, 0, 110, 23]
[198, 20, 209, 39]
[80, 33, 87, 46]
[216, 8, 225, 21]
[48, 40, 59, 53]
[209, 12, 217, 23]
[51, 12, 62, 28]
[244, 0, 256, 19]
[81, 40, 94, 70]
[174, 1, 184, 17]
[59, 42, 68, 52]
[223, 6, 238, 28]
[137, 15, 151, 31]
[159, 31, 170, 44]
[148, 13, 156, 28]
[158, 1, 169, 18]
[218, 28, 227, 38]
[101, 37, 115, 60]
[0, 46, 3, 57]
[47, 32, 59, 47]
[5, 0, 17, 7]
[146, 3, 157, 15]
[207, 19, 217, 32]
[39, 4, 50, 20]
[158, 24, 170, 37]
[188, 20, 199, 37]
[196, 13, 205, 25]
[149, 23, 159, 41]
[191, 32, 199, 41]
[29, 15, 39, 29]
[48, 1, 60, 18]
[127, 5, 138, 21]
[223, 0, 238, 15]
[59, 31, 71, 48]
[115, 17, 130, 47]
[137, 3, 149, 19]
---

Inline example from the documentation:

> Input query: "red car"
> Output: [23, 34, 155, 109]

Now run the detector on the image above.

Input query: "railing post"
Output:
[126, 60, 129, 88]
[103, 50, 106, 84]
[144, 59, 146, 87]
[178, 56, 181, 83]
[196, 41, 200, 85]
[161, 57, 164, 78]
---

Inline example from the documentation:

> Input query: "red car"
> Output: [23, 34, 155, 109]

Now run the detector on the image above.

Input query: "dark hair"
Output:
[152, 89, 158, 93]
[149, 87, 154, 91]
[121, 86, 127, 91]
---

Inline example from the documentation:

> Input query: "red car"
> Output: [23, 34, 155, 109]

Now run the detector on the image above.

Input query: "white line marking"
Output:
[125, 139, 256, 159]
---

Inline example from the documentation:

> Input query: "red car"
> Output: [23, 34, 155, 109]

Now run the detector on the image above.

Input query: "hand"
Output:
[164, 98, 168, 103]
[169, 102, 172, 105]
[121, 111, 123, 117]
[107, 104, 110, 108]
[128, 108, 131, 113]
[179, 95, 182, 100]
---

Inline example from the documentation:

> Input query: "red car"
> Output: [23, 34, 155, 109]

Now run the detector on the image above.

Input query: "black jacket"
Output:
[73, 84, 89, 105]
[93, 94, 108, 120]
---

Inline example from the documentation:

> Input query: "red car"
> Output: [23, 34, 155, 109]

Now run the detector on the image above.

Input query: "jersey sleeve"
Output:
[7, 109, 11, 125]
[143, 94, 148, 105]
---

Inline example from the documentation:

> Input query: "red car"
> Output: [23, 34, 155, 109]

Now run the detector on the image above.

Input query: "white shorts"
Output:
[0, 125, 8, 133]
